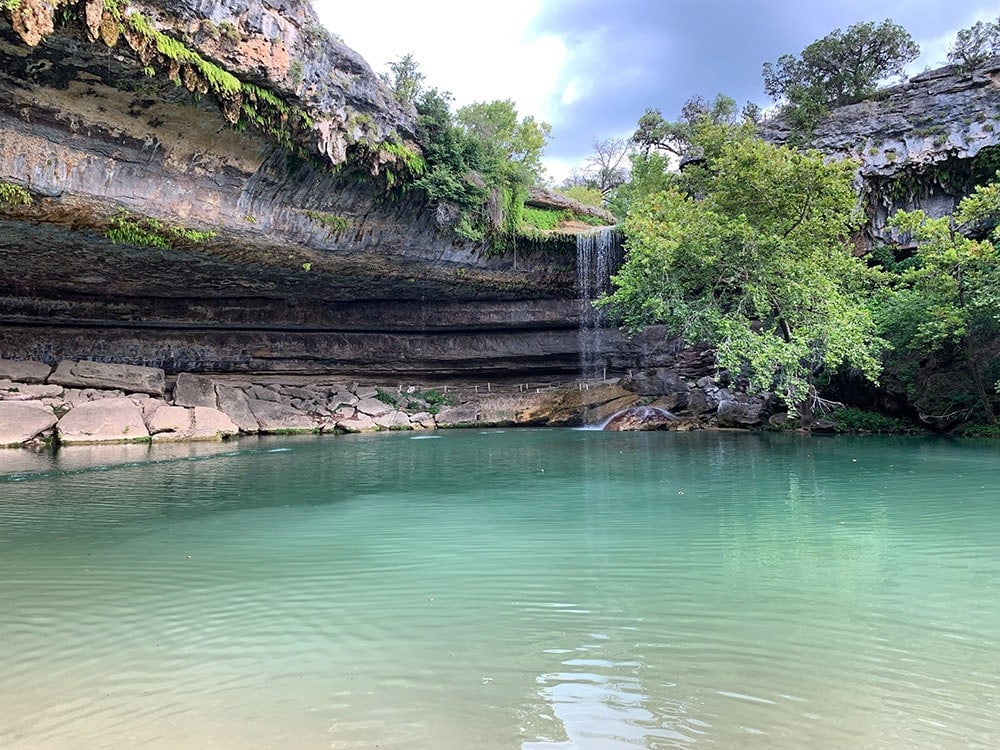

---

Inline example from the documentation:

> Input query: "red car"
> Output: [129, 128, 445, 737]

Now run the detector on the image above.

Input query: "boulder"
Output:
[0, 359, 52, 384]
[147, 406, 238, 441]
[356, 396, 394, 418]
[603, 405, 682, 432]
[435, 403, 481, 427]
[621, 369, 690, 397]
[192, 407, 239, 440]
[138, 398, 168, 419]
[146, 405, 192, 436]
[0, 401, 58, 446]
[56, 398, 150, 444]
[146, 406, 239, 442]
[716, 400, 765, 427]
[0, 380, 64, 400]
[408, 412, 437, 429]
[173, 373, 219, 408]
[49, 360, 165, 396]
[216, 385, 259, 433]
[374, 411, 412, 430]
[247, 385, 283, 403]
[247, 399, 316, 433]
[334, 413, 378, 433]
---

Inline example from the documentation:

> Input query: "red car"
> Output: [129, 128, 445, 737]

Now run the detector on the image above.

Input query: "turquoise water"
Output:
[1, 430, 999, 749]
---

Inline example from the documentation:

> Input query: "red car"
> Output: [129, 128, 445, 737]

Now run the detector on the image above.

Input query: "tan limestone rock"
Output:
[56, 398, 150, 445]
[0, 401, 58, 447]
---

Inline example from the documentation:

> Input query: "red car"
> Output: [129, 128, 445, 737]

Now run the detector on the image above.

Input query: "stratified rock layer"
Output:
[0, 2, 617, 379]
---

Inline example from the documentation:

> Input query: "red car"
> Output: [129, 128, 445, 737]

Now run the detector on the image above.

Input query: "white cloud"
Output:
[311, 1, 567, 123]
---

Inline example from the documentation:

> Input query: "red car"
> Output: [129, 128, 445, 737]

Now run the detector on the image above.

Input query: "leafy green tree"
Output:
[410, 91, 550, 240]
[947, 16, 1000, 70]
[381, 53, 424, 106]
[612, 94, 757, 217]
[456, 99, 551, 183]
[605, 151, 674, 218]
[632, 94, 742, 158]
[880, 182, 1000, 424]
[763, 20, 919, 134]
[599, 132, 885, 411]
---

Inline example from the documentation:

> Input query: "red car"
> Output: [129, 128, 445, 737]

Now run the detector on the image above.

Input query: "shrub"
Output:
[833, 407, 917, 434]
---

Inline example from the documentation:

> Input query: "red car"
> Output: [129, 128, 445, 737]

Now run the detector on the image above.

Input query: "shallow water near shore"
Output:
[2, 430, 999, 749]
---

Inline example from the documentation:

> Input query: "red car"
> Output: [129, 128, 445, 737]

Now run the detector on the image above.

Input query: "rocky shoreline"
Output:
[0, 357, 792, 449]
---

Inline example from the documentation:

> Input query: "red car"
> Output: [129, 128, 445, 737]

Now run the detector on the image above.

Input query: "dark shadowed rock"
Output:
[0, 401, 58, 446]
[621, 369, 690, 397]
[716, 400, 765, 427]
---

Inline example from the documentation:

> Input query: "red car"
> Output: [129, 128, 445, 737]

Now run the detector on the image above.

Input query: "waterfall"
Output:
[577, 227, 624, 380]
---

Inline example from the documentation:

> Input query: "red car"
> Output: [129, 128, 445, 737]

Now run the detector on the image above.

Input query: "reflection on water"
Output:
[1, 431, 999, 749]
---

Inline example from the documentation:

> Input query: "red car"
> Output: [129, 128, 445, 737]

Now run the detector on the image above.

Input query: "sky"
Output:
[312, 1, 997, 183]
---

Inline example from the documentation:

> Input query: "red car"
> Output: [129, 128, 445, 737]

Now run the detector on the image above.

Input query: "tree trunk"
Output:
[965, 337, 997, 425]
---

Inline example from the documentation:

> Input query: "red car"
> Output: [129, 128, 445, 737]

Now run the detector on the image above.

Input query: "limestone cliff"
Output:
[764, 58, 1000, 243]
[0, 0, 609, 377]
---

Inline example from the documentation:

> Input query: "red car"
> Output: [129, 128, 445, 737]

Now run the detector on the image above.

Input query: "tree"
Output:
[880, 181, 1000, 424]
[599, 131, 885, 411]
[583, 138, 630, 196]
[381, 53, 424, 106]
[562, 138, 631, 201]
[456, 99, 551, 183]
[632, 94, 743, 158]
[947, 16, 1000, 70]
[613, 94, 758, 217]
[763, 19, 919, 131]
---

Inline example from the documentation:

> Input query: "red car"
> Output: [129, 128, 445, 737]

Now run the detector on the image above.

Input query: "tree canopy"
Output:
[455, 99, 551, 184]
[380, 52, 424, 106]
[763, 19, 919, 134]
[599, 127, 884, 409]
[878, 180, 1000, 424]
[947, 16, 1000, 70]
[380, 55, 552, 242]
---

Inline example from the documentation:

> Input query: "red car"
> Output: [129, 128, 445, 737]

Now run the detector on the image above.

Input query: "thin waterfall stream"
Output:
[576, 227, 624, 380]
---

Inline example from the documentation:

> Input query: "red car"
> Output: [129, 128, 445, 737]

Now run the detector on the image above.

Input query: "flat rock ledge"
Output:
[0, 358, 784, 448]
[0, 359, 507, 448]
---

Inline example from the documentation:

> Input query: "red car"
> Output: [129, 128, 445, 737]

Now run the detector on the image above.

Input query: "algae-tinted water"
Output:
[1, 431, 998, 748]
